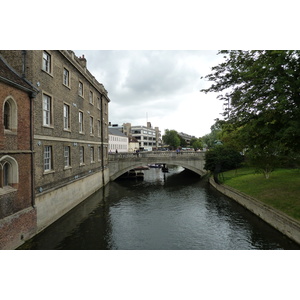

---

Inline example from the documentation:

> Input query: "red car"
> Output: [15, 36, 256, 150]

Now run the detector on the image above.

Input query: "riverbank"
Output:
[209, 168, 300, 245]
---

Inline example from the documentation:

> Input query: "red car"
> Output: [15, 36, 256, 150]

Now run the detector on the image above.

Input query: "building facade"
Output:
[131, 122, 162, 151]
[109, 128, 128, 153]
[0, 55, 38, 249]
[0, 50, 110, 235]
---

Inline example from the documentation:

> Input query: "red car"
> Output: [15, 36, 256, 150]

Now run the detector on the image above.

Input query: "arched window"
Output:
[3, 162, 10, 186]
[4, 101, 10, 129]
[3, 96, 17, 132]
[0, 156, 18, 189]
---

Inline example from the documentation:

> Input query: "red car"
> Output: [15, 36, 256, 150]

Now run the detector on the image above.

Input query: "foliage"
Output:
[204, 145, 244, 182]
[190, 137, 203, 150]
[201, 50, 300, 157]
[162, 129, 180, 149]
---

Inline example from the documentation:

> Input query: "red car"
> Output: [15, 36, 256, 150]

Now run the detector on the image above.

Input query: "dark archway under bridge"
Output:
[108, 151, 207, 181]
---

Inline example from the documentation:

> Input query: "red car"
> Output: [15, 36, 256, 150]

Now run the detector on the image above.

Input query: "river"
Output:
[19, 166, 300, 250]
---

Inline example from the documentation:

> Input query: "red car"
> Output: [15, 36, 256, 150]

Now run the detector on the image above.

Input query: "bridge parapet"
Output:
[108, 151, 207, 180]
[108, 151, 206, 161]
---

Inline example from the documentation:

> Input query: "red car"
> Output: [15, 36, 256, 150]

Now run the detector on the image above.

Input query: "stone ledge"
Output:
[209, 176, 300, 245]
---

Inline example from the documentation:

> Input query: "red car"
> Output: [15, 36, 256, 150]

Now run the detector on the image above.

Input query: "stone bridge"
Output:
[108, 151, 207, 181]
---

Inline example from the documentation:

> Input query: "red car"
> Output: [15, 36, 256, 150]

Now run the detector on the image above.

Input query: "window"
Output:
[98, 146, 101, 161]
[43, 94, 52, 126]
[90, 147, 94, 163]
[44, 146, 53, 172]
[98, 120, 101, 137]
[3, 97, 17, 132]
[79, 81, 83, 97]
[4, 101, 10, 129]
[42, 51, 51, 73]
[90, 116, 94, 135]
[63, 104, 70, 130]
[97, 97, 101, 109]
[63, 68, 70, 87]
[89, 91, 93, 104]
[79, 146, 85, 165]
[64, 146, 71, 168]
[79, 111, 84, 133]
[0, 156, 18, 190]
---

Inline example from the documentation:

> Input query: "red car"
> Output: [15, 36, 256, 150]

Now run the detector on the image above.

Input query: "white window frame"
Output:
[90, 147, 95, 163]
[43, 93, 52, 127]
[42, 51, 51, 73]
[79, 111, 84, 133]
[89, 91, 94, 104]
[63, 68, 70, 87]
[64, 146, 71, 168]
[90, 116, 94, 135]
[63, 103, 70, 130]
[79, 146, 85, 165]
[78, 81, 84, 97]
[44, 146, 53, 172]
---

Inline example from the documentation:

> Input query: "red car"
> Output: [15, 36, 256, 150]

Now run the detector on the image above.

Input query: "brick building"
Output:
[0, 55, 38, 249]
[0, 50, 110, 235]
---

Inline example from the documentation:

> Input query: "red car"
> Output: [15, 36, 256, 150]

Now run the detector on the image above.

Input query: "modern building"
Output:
[109, 128, 128, 153]
[131, 122, 162, 151]
[0, 50, 110, 236]
[0, 55, 38, 249]
[178, 132, 196, 145]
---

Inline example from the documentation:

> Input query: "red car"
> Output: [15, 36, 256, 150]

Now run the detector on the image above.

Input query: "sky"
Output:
[74, 50, 225, 138]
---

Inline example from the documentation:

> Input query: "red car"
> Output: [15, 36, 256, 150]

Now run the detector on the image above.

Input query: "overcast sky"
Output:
[74, 50, 225, 137]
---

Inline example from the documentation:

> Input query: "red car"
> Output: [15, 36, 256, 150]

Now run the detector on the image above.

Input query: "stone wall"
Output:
[209, 177, 300, 245]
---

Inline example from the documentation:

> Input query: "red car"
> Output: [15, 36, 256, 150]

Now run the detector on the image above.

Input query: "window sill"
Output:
[41, 69, 53, 77]
[0, 186, 17, 196]
[4, 130, 17, 135]
[43, 170, 55, 175]
[63, 83, 71, 90]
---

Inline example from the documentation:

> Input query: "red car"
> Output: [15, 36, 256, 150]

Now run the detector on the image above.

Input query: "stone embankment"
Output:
[209, 177, 300, 245]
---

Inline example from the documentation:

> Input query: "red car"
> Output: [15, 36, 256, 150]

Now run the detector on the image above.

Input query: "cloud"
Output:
[74, 50, 225, 137]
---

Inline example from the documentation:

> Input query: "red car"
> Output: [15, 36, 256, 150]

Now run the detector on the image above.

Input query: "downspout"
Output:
[22, 50, 27, 78]
[100, 94, 105, 186]
[30, 92, 36, 207]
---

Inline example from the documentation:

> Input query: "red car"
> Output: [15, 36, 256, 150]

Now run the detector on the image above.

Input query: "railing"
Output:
[108, 151, 205, 161]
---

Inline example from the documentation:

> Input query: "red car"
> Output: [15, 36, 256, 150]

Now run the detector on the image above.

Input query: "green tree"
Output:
[201, 50, 300, 167]
[204, 145, 244, 183]
[162, 129, 180, 149]
[190, 137, 203, 150]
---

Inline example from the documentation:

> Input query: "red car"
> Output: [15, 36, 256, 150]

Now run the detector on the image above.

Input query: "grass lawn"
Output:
[219, 167, 300, 221]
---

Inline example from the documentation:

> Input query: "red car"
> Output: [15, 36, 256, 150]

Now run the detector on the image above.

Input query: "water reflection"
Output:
[19, 166, 300, 250]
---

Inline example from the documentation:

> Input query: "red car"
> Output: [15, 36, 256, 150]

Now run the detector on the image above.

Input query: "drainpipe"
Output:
[100, 94, 105, 186]
[21, 50, 27, 78]
[30, 92, 35, 207]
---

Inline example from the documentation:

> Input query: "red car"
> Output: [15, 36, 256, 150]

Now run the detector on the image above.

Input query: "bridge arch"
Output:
[108, 152, 207, 181]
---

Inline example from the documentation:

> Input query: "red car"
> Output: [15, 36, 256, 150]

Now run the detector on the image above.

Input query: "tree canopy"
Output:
[201, 50, 300, 154]
[162, 129, 180, 149]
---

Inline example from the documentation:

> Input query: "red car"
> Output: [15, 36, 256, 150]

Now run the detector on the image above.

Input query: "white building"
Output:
[109, 128, 128, 153]
[131, 122, 162, 151]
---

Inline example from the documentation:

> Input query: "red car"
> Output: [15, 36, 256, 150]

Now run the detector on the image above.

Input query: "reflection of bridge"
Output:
[108, 151, 207, 181]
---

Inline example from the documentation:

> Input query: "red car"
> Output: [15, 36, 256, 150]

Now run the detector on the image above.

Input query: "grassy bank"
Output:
[219, 167, 300, 221]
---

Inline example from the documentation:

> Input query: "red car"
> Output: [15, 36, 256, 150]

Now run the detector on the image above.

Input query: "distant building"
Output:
[128, 136, 139, 153]
[178, 132, 196, 145]
[109, 122, 162, 151]
[0, 55, 38, 249]
[109, 128, 128, 153]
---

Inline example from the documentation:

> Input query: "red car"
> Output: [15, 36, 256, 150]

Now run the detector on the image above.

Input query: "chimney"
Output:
[78, 54, 87, 68]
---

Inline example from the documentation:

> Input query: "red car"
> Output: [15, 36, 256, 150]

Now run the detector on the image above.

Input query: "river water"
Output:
[19, 166, 300, 250]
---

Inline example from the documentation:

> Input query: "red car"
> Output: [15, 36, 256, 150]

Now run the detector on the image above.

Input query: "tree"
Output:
[204, 145, 244, 183]
[190, 137, 203, 150]
[201, 50, 300, 167]
[162, 129, 180, 149]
